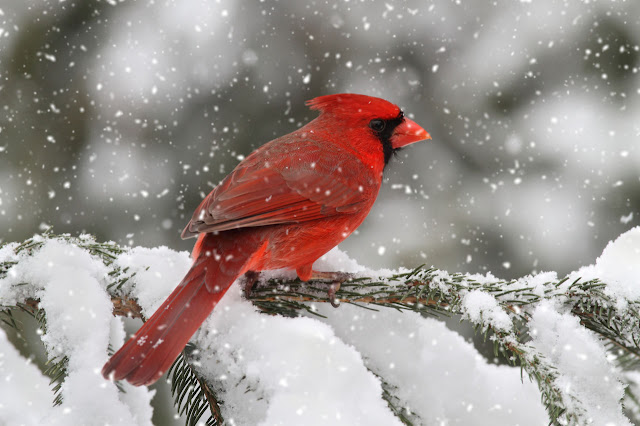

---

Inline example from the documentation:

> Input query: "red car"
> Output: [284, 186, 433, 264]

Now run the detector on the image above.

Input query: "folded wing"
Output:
[181, 139, 376, 238]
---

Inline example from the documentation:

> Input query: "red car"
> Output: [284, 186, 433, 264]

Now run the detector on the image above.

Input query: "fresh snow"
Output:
[461, 290, 513, 332]
[0, 239, 155, 426]
[528, 300, 629, 425]
[317, 304, 546, 425]
[197, 288, 404, 426]
[0, 328, 53, 425]
[574, 226, 640, 306]
[114, 245, 192, 317]
[1, 226, 639, 425]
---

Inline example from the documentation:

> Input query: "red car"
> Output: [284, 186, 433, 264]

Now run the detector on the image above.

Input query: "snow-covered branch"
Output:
[1, 230, 639, 425]
[249, 268, 640, 425]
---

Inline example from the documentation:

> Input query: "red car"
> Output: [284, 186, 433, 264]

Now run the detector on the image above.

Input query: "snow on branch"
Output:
[1, 230, 639, 425]
[250, 269, 640, 424]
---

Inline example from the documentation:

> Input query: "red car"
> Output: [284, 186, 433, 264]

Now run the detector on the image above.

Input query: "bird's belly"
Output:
[256, 215, 364, 271]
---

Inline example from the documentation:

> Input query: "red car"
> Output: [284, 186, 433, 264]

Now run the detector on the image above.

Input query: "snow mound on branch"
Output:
[0, 239, 155, 426]
[317, 303, 546, 425]
[184, 245, 547, 425]
[1, 226, 639, 425]
[462, 290, 512, 332]
[576, 225, 640, 305]
[529, 301, 629, 425]
[0, 328, 53, 425]
[196, 287, 403, 426]
[114, 245, 191, 316]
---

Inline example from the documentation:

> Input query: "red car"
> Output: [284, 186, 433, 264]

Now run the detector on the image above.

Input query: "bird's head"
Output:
[306, 93, 431, 166]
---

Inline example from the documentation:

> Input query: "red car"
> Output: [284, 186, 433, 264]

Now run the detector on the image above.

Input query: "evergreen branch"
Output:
[249, 272, 640, 364]
[490, 331, 582, 424]
[373, 371, 421, 425]
[624, 375, 640, 423]
[17, 300, 70, 407]
[247, 269, 637, 425]
[45, 355, 69, 407]
[0, 234, 131, 409]
[2, 233, 639, 425]
[1, 298, 70, 406]
[167, 344, 223, 426]
[0, 307, 19, 330]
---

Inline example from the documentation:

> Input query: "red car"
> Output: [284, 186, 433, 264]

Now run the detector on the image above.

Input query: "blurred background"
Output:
[2, 0, 639, 279]
[1, 0, 640, 423]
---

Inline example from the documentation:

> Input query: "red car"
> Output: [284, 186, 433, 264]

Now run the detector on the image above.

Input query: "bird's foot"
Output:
[310, 271, 355, 308]
[243, 270, 261, 299]
[327, 281, 341, 308]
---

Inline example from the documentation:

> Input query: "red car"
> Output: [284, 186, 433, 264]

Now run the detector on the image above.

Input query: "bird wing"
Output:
[181, 138, 377, 238]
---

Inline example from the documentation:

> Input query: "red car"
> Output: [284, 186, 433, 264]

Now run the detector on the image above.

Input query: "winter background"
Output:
[1, 0, 639, 425]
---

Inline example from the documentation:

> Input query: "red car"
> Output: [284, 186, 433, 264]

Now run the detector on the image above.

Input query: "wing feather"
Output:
[181, 139, 376, 238]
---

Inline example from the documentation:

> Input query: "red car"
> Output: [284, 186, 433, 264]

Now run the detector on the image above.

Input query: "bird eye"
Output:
[369, 119, 385, 132]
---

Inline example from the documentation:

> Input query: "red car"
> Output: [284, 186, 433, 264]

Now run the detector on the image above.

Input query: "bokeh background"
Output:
[1, 0, 640, 423]
[2, 0, 640, 279]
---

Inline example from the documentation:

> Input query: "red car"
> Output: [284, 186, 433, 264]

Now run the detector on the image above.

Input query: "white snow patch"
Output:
[114, 245, 191, 316]
[462, 290, 512, 332]
[529, 301, 630, 425]
[574, 226, 640, 306]
[317, 303, 547, 425]
[195, 286, 402, 426]
[0, 238, 155, 425]
[0, 328, 53, 425]
[2, 229, 640, 424]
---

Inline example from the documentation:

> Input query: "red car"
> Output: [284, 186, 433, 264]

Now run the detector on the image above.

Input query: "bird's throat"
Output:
[374, 113, 405, 166]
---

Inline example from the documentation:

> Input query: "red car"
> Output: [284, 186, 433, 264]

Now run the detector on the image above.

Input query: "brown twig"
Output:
[110, 297, 145, 319]
[249, 294, 449, 307]
[22, 298, 41, 311]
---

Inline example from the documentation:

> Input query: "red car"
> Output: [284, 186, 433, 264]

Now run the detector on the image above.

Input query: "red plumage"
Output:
[102, 93, 430, 385]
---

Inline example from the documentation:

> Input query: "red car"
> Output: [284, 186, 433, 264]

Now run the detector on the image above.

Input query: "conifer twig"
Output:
[2, 233, 638, 425]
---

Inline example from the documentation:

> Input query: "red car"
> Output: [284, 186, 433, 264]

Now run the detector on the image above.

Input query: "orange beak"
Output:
[391, 118, 431, 149]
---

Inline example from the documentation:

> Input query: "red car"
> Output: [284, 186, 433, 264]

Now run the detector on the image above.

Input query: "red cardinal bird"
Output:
[102, 93, 430, 386]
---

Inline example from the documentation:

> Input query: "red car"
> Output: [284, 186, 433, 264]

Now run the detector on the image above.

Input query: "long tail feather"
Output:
[102, 232, 267, 386]
[102, 263, 226, 385]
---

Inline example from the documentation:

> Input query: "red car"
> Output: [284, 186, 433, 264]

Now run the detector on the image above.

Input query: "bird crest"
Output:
[306, 93, 401, 120]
